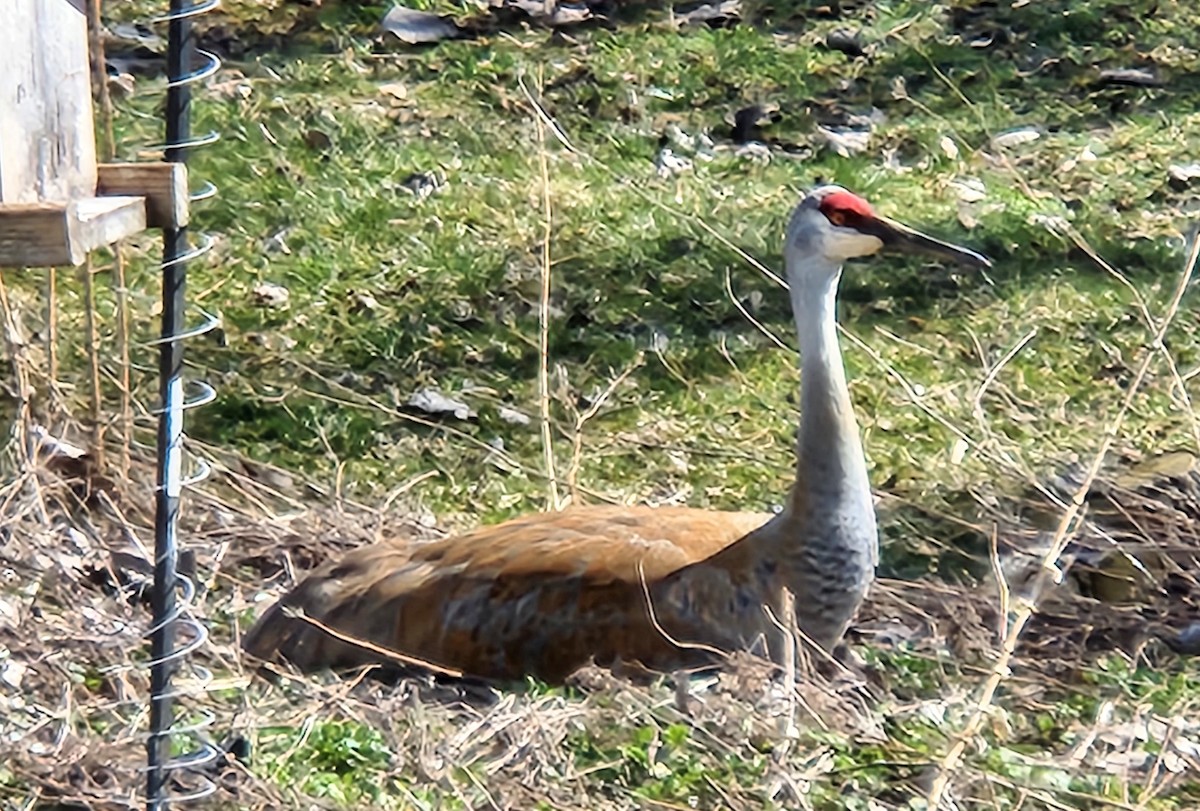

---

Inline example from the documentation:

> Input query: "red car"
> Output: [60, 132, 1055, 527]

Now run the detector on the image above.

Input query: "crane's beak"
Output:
[864, 215, 992, 268]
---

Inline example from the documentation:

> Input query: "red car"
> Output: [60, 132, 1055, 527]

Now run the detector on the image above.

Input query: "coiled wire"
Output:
[140, 0, 223, 808]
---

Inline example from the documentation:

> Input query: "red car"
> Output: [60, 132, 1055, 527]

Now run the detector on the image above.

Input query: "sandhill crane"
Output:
[242, 185, 991, 683]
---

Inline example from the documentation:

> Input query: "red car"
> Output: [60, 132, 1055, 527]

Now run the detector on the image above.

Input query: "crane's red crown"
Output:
[818, 190, 875, 222]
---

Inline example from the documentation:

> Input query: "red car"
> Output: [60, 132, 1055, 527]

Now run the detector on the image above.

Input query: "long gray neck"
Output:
[787, 263, 872, 514]
[772, 257, 877, 650]
[655, 253, 878, 656]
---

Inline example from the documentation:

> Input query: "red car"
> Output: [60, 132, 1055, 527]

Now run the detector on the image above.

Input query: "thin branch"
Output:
[637, 561, 730, 660]
[0, 272, 47, 523]
[988, 142, 1200, 456]
[840, 327, 1068, 513]
[523, 66, 561, 510]
[970, 328, 1037, 431]
[565, 353, 644, 503]
[81, 257, 105, 470]
[88, 0, 131, 479]
[926, 224, 1200, 807]
[44, 267, 60, 412]
[278, 606, 465, 678]
[724, 267, 789, 351]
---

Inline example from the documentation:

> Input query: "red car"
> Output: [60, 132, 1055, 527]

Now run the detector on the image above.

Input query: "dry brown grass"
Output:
[0, 419, 1197, 809]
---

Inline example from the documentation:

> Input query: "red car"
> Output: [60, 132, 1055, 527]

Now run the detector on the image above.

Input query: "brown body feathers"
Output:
[242, 506, 777, 682]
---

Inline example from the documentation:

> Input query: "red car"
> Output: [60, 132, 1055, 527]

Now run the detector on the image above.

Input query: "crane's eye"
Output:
[827, 210, 847, 227]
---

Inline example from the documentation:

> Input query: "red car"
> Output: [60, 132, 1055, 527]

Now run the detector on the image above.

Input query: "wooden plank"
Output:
[73, 197, 147, 257]
[0, 0, 97, 204]
[0, 196, 146, 267]
[98, 163, 190, 228]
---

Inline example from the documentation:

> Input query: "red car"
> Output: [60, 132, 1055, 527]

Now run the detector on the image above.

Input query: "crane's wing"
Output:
[241, 504, 771, 681]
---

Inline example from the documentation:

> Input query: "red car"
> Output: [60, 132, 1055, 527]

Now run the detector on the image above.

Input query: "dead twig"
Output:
[926, 224, 1200, 807]
[523, 66, 561, 510]
[44, 268, 60, 413]
[86, 0, 130, 480]
[80, 258, 105, 470]
[564, 353, 644, 503]
[637, 560, 730, 661]
[970, 328, 1037, 431]
[279, 605, 465, 678]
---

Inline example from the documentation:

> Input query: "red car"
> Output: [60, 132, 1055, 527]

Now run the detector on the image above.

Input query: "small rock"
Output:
[252, 281, 290, 308]
[673, 0, 741, 28]
[1097, 68, 1161, 88]
[654, 147, 693, 178]
[1, 660, 25, 690]
[0, 599, 17, 629]
[382, 5, 459, 44]
[498, 407, 531, 426]
[826, 29, 866, 58]
[990, 127, 1041, 149]
[950, 177, 987, 203]
[1165, 622, 1200, 655]
[816, 126, 870, 157]
[379, 82, 408, 102]
[510, 0, 548, 16]
[1168, 163, 1200, 187]
[406, 388, 474, 420]
[734, 142, 772, 163]
[550, 3, 592, 25]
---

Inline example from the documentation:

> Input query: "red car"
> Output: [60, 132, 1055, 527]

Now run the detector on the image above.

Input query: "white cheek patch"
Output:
[833, 230, 883, 259]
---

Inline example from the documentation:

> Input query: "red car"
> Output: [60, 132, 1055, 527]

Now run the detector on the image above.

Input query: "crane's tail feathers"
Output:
[240, 597, 330, 672]
[242, 592, 467, 678]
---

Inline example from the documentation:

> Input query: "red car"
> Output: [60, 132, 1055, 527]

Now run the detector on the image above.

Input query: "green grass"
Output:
[109, 5, 1198, 532]
[110, 4, 1197, 541]
[262, 719, 393, 804]
[8, 0, 1200, 807]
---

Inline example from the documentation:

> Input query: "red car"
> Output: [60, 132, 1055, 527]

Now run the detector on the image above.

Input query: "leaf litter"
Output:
[2, 429, 1199, 807]
[30, 0, 1200, 806]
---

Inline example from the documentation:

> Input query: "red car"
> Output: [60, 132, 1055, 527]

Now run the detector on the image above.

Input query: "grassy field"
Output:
[2, 0, 1200, 807]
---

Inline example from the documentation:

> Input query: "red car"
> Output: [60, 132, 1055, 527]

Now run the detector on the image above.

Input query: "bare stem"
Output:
[81, 258, 105, 470]
[45, 268, 59, 411]
[88, 0, 131, 480]
[926, 226, 1200, 807]
[526, 67, 560, 510]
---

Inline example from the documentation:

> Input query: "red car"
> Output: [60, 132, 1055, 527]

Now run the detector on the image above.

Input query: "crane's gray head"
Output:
[785, 185, 991, 282]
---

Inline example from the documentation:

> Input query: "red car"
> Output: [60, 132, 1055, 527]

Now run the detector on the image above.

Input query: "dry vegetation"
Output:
[2, 0, 1200, 808]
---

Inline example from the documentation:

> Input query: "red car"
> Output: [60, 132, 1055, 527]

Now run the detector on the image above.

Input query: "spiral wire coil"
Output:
[138, 0, 224, 807]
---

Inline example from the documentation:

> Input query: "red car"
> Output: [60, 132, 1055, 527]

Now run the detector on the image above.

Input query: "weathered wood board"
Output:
[0, 0, 98, 205]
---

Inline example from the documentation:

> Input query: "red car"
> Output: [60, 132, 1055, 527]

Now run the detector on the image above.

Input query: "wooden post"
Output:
[0, 0, 98, 206]
[0, 0, 186, 269]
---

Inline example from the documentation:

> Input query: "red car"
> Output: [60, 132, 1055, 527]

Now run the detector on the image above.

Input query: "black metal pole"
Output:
[147, 0, 194, 807]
